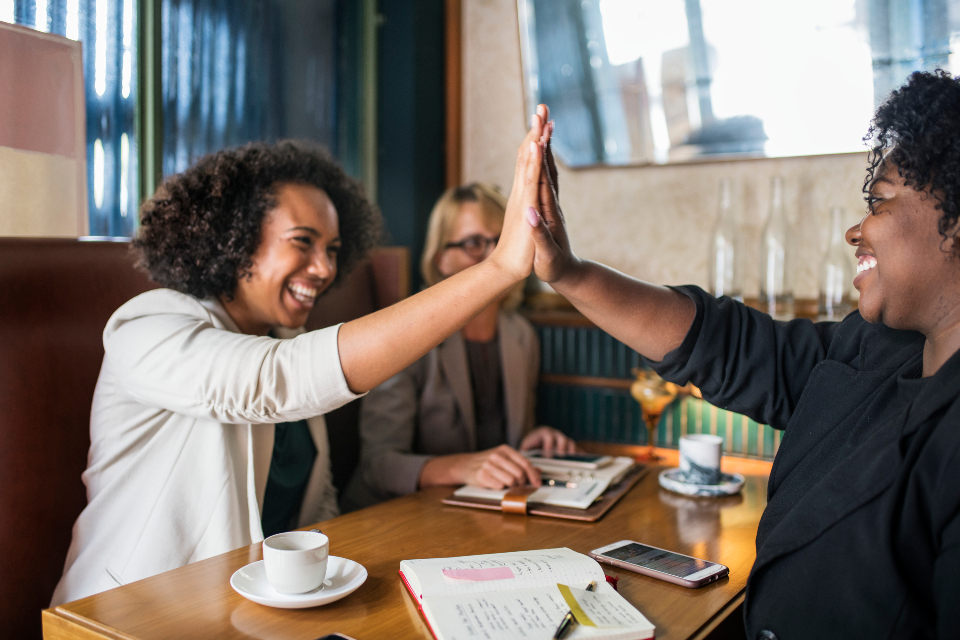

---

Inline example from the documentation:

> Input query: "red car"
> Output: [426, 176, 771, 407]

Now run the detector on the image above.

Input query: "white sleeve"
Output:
[104, 296, 362, 424]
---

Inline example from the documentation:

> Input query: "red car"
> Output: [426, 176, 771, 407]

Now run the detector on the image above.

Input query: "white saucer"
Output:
[658, 468, 745, 497]
[230, 556, 367, 609]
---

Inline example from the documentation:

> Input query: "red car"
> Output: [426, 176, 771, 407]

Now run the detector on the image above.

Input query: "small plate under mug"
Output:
[658, 468, 745, 497]
[230, 556, 367, 609]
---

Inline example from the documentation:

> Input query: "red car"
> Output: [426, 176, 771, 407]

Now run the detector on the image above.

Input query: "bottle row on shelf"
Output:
[709, 176, 855, 321]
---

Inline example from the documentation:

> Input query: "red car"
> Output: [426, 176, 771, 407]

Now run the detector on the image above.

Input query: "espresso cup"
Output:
[262, 530, 329, 594]
[679, 434, 723, 485]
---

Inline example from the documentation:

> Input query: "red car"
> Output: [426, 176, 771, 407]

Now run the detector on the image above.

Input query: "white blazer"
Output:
[51, 289, 360, 605]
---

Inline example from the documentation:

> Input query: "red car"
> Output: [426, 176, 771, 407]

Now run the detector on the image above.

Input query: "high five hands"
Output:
[493, 103, 577, 288]
[525, 104, 579, 286]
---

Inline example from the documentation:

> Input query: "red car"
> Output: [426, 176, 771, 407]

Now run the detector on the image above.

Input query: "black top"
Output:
[260, 420, 317, 538]
[465, 336, 507, 451]
[653, 286, 960, 640]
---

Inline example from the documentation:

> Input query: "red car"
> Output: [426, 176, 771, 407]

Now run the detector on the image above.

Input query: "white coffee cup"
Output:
[679, 434, 723, 485]
[262, 530, 329, 594]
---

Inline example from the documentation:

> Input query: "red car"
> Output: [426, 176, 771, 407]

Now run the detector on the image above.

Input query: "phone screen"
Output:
[600, 543, 714, 578]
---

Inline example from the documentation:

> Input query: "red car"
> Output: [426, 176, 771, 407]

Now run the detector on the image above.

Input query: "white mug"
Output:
[679, 434, 723, 485]
[262, 530, 329, 594]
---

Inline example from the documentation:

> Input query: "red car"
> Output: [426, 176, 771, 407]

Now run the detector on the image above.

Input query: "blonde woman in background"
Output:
[342, 183, 575, 511]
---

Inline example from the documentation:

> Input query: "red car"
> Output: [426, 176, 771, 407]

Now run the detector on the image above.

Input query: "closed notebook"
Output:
[399, 547, 655, 640]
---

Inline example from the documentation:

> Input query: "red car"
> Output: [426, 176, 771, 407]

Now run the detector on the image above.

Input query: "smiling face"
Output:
[434, 201, 502, 278]
[223, 182, 340, 335]
[845, 162, 960, 331]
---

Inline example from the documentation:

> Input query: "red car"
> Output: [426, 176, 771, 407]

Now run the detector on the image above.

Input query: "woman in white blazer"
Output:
[53, 111, 556, 605]
[343, 184, 575, 510]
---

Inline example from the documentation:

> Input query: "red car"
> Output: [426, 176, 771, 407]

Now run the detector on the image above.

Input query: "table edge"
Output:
[687, 590, 745, 640]
[43, 606, 137, 640]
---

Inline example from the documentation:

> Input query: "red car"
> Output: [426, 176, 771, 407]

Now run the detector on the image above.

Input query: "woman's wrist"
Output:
[549, 254, 587, 294]
[418, 454, 468, 488]
[481, 251, 528, 291]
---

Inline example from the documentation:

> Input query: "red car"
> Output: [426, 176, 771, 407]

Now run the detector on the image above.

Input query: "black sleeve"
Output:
[650, 286, 842, 430]
[934, 508, 960, 638]
[933, 436, 960, 639]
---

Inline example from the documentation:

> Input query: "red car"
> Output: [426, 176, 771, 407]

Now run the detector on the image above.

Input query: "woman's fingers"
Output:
[541, 429, 575, 456]
[554, 432, 577, 454]
[538, 157, 560, 226]
[543, 122, 559, 196]
[478, 461, 518, 489]
[487, 445, 541, 486]
[512, 113, 545, 197]
[528, 206, 566, 282]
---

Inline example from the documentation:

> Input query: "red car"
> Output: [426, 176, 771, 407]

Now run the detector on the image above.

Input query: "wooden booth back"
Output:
[0, 238, 408, 639]
[0, 239, 157, 640]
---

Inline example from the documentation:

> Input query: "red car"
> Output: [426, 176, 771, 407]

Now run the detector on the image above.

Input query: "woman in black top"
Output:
[529, 72, 960, 638]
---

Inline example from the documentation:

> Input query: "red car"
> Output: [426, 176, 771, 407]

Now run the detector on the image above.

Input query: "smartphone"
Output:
[590, 540, 729, 588]
[524, 450, 613, 469]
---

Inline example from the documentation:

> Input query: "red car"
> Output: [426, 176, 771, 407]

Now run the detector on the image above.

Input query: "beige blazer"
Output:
[52, 289, 360, 605]
[342, 311, 539, 510]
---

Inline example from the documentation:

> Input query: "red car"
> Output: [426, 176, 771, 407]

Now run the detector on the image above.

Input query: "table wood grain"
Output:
[43, 448, 769, 640]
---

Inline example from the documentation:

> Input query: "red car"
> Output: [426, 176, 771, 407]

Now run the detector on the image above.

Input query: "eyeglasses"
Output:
[443, 234, 499, 258]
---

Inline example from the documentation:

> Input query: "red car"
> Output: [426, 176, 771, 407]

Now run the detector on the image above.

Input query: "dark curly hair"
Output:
[133, 140, 382, 299]
[864, 70, 960, 250]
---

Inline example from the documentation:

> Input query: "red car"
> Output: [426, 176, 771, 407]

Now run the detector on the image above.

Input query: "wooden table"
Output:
[43, 448, 770, 640]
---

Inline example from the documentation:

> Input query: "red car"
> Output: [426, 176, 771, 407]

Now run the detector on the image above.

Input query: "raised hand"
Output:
[486, 109, 548, 284]
[527, 106, 579, 284]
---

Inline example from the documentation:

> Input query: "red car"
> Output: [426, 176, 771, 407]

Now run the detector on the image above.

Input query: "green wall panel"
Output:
[534, 324, 781, 461]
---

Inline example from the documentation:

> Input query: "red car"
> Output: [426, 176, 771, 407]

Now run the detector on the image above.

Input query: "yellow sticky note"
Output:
[557, 583, 596, 627]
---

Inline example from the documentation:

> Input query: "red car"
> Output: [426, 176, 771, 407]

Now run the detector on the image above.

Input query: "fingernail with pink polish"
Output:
[529, 141, 537, 154]
[526, 206, 540, 226]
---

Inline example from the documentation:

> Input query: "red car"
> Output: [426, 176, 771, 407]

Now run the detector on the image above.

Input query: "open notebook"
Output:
[400, 548, 655, 640]
[453, 457, 638, 509]
[443, 458, 646, 521]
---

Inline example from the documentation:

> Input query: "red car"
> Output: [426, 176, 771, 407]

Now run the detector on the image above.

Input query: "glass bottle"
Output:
[708, 178, 743, 301]
[818, 207, 855, 320]
[759, 176, 795, 319]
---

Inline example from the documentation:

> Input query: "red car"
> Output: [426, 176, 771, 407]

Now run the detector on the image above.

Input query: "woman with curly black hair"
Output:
[52, 114, 555, 605]
[524, 73, 960, 637]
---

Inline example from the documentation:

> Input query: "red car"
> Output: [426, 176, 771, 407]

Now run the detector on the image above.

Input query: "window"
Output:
[3, 0, 138, 235]
[3, 0, 371, 236]
[519, 0, 960, 166]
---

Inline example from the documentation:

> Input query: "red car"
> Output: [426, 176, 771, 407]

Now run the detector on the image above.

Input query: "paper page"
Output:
[453, 480, 607, 510]
[527, 481, 606, 509]
[421, 582, 654, 640]
[556, 585, 650, 628]
[453, 485, 510, 501]
[533, 457, 635, 483]
[452, 458, 635, 510]
[400, 548, 604, 599]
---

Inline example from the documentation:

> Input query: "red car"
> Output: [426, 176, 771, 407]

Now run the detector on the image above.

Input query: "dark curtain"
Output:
[160, 0, 338, 176]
